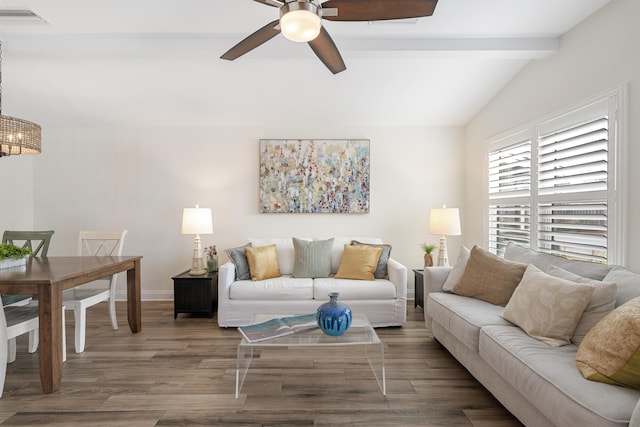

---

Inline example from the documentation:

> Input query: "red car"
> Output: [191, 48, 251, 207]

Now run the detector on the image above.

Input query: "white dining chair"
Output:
[63, 230, 127, 353]
[1, 297, 66, 398]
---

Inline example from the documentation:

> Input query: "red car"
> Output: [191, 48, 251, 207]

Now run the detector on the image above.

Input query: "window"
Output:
[487, 87, 627, 264]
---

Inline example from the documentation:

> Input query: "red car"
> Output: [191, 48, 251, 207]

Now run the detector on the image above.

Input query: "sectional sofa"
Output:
[217, 237, 408, 328]
[424, 243, 640, 427]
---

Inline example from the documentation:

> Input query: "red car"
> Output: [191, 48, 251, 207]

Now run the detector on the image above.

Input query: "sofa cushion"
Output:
[292, 237, 333, 278]
[313, 277, 396, 300]
[502, 264, 595, 347]
[335, 244, 382, 281]
[603, 266, 640, 307]
[504, 242, 612, 280]
[229, 276, 313, 300]
[576, 296, 640, 390]
[480, 325, 640, 427]
[350, 240, 392, 279]
[225, 243, 252, 280]
[427, 292, 513, 352]
[548, 265, 617, 345]
[452, 245, 527, 306]
[246, 244, 281, 281]
[442, 245, 470, 292]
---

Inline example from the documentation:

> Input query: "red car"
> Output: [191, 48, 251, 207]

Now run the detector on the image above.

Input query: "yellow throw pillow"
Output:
[245, 244, 281, 281]
[335, 244, 382, 281]
[575, 296, 640, 389]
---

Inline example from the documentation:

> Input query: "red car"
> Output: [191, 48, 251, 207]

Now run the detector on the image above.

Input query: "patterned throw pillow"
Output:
[576, 296, 640, 389]
[502, 264, 595, 347]
[225, 243, 252, 280]
[335, 244, 382, 281]
[452, 245, 527, 306]
[350, 240, 392, 279]
[292, 237, 334, 278]
[245, 244, 281, 281]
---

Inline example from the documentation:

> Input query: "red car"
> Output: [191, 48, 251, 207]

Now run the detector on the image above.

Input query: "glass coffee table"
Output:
[236, 313, 385, 398]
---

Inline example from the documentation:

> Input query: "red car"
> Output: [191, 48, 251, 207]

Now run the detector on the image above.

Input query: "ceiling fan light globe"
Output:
[280, 2, 322, 42]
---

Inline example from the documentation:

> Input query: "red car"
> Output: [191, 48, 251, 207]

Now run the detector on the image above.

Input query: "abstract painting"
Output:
[259, 139, 370, 213]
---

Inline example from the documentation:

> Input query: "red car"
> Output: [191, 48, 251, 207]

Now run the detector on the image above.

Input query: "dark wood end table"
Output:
[172, 270, 218, 318]
[413, 268, 424, 309]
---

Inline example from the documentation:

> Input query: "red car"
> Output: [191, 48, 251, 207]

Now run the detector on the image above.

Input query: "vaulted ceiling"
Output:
[0, 0, 611, 127]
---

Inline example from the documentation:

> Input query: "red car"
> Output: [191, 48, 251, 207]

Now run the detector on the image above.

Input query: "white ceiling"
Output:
[0, 0, 611, 127]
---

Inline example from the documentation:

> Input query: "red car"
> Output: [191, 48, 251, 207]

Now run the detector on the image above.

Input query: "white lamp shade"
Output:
[429, 205, 461, 236]
[181, 206, 213, 235]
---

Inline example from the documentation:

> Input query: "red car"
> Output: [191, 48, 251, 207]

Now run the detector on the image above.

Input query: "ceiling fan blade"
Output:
[253, 0, 283, 7]
[321, 0, 438, 21]
[308, 27, 346, 74]
[221, 20, 281, 61]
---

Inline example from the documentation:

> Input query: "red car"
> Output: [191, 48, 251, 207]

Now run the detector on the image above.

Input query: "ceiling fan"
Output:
[220, 0, 439, 74]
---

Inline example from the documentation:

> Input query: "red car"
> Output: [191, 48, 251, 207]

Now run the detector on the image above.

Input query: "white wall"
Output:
[1, 124, 464, 300]
[464, 0, 640, 270]
[0, 155, 33, 228]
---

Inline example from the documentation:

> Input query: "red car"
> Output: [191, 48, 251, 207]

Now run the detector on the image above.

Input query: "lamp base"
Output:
[189, 234, 206, 275]
[189, 267, 206, 276]
[437, 235, 449, 267]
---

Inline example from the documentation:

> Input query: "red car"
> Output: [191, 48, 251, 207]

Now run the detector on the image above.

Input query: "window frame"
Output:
[484, 85, 628, 265]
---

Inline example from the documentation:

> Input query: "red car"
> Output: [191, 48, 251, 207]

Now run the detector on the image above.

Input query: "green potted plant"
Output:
[0, 243, 32, 270]
[421, 243, 436, 267]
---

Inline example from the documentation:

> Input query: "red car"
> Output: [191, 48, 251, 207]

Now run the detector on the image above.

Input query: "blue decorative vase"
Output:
[316, 292, 352, 336]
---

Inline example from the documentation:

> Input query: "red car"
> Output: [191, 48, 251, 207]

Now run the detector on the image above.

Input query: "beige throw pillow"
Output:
[245, 244, 281, 281]
[503, 264, 595, 347]
[576, 296, 640, 389]
[547, 265, 617, 345]
[452, 245, 527, 306]
[335, 244, 382, 281]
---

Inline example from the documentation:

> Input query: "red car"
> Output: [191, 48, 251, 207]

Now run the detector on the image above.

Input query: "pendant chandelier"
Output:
[0, 41, 41, 157]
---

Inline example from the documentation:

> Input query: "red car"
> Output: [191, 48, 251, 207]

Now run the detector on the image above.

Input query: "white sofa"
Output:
[217, 237, 408, 328]
[425, 243, 640, 427]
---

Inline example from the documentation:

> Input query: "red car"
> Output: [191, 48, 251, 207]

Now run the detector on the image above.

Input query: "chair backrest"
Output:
[78, 230, 128, 257]
[2, 230, 55, 256]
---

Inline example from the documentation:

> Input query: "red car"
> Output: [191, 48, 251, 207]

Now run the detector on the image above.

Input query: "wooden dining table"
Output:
[0, 255, 142, 393]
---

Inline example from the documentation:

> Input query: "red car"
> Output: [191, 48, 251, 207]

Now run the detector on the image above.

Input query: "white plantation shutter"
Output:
[488, 204, 530, 255]
[486, 88, 625, 264]
[536, 117, 609, 262]
[538, 118, 608, 196]
[488, 140, 531, 255]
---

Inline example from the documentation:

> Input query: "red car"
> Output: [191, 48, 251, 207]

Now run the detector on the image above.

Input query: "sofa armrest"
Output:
[424, 267, 452, 295]
[387, 257, 408, 299]
[217, 261, 236, 305]
[423, 266, 452, 330]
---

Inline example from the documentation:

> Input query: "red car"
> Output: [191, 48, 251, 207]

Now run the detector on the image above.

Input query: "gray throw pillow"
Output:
[225, 243, 252, 280]
[292, 237, 334, 278]
[351, 240, 392, 279]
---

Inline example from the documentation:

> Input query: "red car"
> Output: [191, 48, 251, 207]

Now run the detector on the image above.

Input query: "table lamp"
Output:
[181, 204, 213, 275]
[429, 204, 461, 267]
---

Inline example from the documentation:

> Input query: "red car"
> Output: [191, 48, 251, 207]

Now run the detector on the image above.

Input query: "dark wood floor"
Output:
[0, 301, 522, 426]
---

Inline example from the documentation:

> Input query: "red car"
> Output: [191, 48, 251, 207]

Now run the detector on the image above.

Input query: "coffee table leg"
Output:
[366, 342, 386, 396]
[236, 342, 253, 398]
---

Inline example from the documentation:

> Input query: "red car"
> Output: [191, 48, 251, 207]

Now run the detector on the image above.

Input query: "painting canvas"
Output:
[259, 139, 370, 213]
